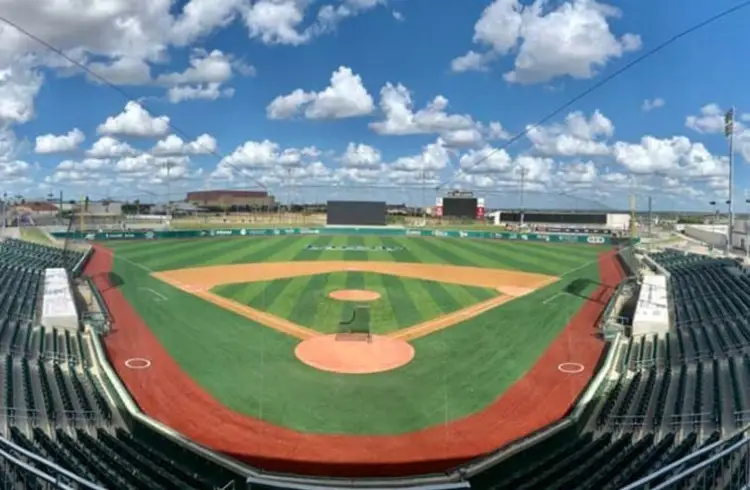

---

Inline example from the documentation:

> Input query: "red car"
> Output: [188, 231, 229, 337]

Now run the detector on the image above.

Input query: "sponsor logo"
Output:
[200, 231, 207, 236]
[273, 229, 280, 235]
[246, 229, 267, 236]
[240, 228, 247, 236]
[214, 230, 233, 236]
[209, 230, 216, 237]
[587, 236, 606, 244]
[459, 231, 468, 238]
[507, 233, 518, 240]
[520, 234, 528, 241]
[298, 228, 320, 235]
[433, 230, 447, 237]
[406, 229, 421, 236]
[144, 231, 155, 240]
[305, 245, 404, 252]
[85, 233, 95, 241]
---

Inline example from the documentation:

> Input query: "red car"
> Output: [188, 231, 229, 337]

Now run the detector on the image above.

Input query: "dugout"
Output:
[326, 200, 386, 226]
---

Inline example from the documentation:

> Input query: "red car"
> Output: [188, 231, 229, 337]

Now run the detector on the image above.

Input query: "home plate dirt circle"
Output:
[295, 335, 415, 374]
[328, 289, 381, 302]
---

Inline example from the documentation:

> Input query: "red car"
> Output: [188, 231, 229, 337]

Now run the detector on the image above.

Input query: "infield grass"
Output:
[108, 235, 606, 434]
[212, 272, 499, 335]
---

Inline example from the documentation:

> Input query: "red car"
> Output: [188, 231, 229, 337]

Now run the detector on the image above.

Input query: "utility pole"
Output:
[165, 161, 173, 223]
[287, 167, 293, 221]
[519, 167, 528, 229]
[1, 192, 6, 236]
[726, 107, 736, 254]
[647, 196, 652, 238]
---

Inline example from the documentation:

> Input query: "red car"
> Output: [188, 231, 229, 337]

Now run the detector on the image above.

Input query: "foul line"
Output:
[389, 279, 557, 341]
[158, 278, 319, 340]
[140, 287, 167, 301]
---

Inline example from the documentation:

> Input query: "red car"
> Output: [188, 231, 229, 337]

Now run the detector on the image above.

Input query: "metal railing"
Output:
[619, 432, 749, 490]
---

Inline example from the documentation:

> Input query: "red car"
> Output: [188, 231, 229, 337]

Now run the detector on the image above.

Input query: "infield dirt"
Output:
[153, 261, 558, 342]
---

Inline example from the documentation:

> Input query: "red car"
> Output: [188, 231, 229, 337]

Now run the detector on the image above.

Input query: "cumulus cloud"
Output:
[267, 66, 374, 119]
[35, 129, 85, 154]
[97, 102, 171, 138]
[451, 0, 641, 84]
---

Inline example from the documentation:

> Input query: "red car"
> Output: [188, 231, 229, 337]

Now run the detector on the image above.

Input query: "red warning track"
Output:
[85, 246, 624, 477]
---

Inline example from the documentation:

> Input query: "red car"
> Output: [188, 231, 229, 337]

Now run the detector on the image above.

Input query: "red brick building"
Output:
[186, 190, 275, 209]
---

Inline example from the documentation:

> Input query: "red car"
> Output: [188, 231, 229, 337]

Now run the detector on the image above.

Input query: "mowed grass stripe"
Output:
[363, 273, 398, 334]
[378, 274, 422, 328]
[438, 238, 556, 274]
[388, 237, 456, 265]
[342, 236, 366, 261]
[313, 273, 347, 333]
[119, 237, 239, 263]
[475, 239, 602, 274]
[287, 274, 329, 326]
[409, 237, 482, 267]
[219, 235, 313, 264]
[244, 236, 338, 309]
[418, 279, 463, 314]
[141, 238, 256, 271]
[434, 237, 557, 273]
[380, 237, 422, 263]
[404, 278, 451, 320]
[490, 240, 600, 269]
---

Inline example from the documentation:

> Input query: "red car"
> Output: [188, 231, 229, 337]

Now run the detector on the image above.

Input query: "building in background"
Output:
[186, 190, 276, 210]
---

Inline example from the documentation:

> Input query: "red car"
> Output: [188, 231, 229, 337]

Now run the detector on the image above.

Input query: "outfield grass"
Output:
[109, 235, 605, 434]
[212, 271, 498, 335]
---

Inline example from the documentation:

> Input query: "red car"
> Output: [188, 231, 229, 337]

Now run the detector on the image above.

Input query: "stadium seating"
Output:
[0, 239, 244, 489]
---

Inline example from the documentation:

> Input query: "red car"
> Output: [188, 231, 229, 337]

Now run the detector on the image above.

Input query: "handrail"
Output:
[618, 434, 742, 490]
[0, 433, 105, 489]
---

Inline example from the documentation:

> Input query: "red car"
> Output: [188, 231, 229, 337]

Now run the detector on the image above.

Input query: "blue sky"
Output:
[1, 0, 749, 211]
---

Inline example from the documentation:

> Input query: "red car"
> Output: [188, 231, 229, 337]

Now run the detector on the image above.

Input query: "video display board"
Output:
[327, 200, 386, 226]
[443, 197, 478, 219]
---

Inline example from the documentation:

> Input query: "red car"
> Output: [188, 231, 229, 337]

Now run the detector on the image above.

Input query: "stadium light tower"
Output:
[725, 107, 736, 254]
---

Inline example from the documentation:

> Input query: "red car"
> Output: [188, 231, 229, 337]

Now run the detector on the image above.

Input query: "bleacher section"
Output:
[0, 238, 244, 489]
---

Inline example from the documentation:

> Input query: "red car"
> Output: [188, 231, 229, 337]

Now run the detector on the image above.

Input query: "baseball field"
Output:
[85, 233, 624, 473]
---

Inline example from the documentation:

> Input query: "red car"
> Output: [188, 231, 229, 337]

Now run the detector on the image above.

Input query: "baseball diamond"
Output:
[81, 231, 625, 474]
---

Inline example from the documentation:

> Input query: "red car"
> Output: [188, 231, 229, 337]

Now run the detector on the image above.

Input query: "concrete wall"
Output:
[684, 224, 727, 248]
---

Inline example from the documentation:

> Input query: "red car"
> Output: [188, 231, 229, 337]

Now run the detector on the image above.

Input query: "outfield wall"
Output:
[51, 226, 639, 245]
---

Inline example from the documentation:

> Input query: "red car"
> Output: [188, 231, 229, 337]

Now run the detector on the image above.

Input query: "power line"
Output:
[436, 0, 750, 190]
[0, 14, 268, 190]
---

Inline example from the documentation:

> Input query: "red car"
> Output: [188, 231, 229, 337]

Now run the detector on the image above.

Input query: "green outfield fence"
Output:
[50, 227, 640, 245]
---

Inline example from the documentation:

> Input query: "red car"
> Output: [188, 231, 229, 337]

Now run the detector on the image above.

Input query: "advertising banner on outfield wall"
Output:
[53, 227, 639, 245]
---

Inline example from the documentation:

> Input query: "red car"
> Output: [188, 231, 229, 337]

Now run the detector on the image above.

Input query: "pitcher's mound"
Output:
[295, 335, 415, 374]
[328, 289, 381, 302]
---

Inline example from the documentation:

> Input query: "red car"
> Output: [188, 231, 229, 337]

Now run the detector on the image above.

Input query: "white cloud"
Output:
[0, 64, 43, 126]
[369, 83, 504, 148]
[152, 134, 218, 155]
[642, 97, 665, 112]
[87, 136, 137, 158]
[686, 104, 731, 134]
[156, 49, 252, 103]
[340, 143, 382, 169]
[35, 128, 85, 154]
[452, 0, 641, 84]
[612, 135, 727, 178]
[267, 66, 374, 119]
[97, 101, 171, 137]
[527, 110, 614, 156]
[239, 0, 383, 46]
